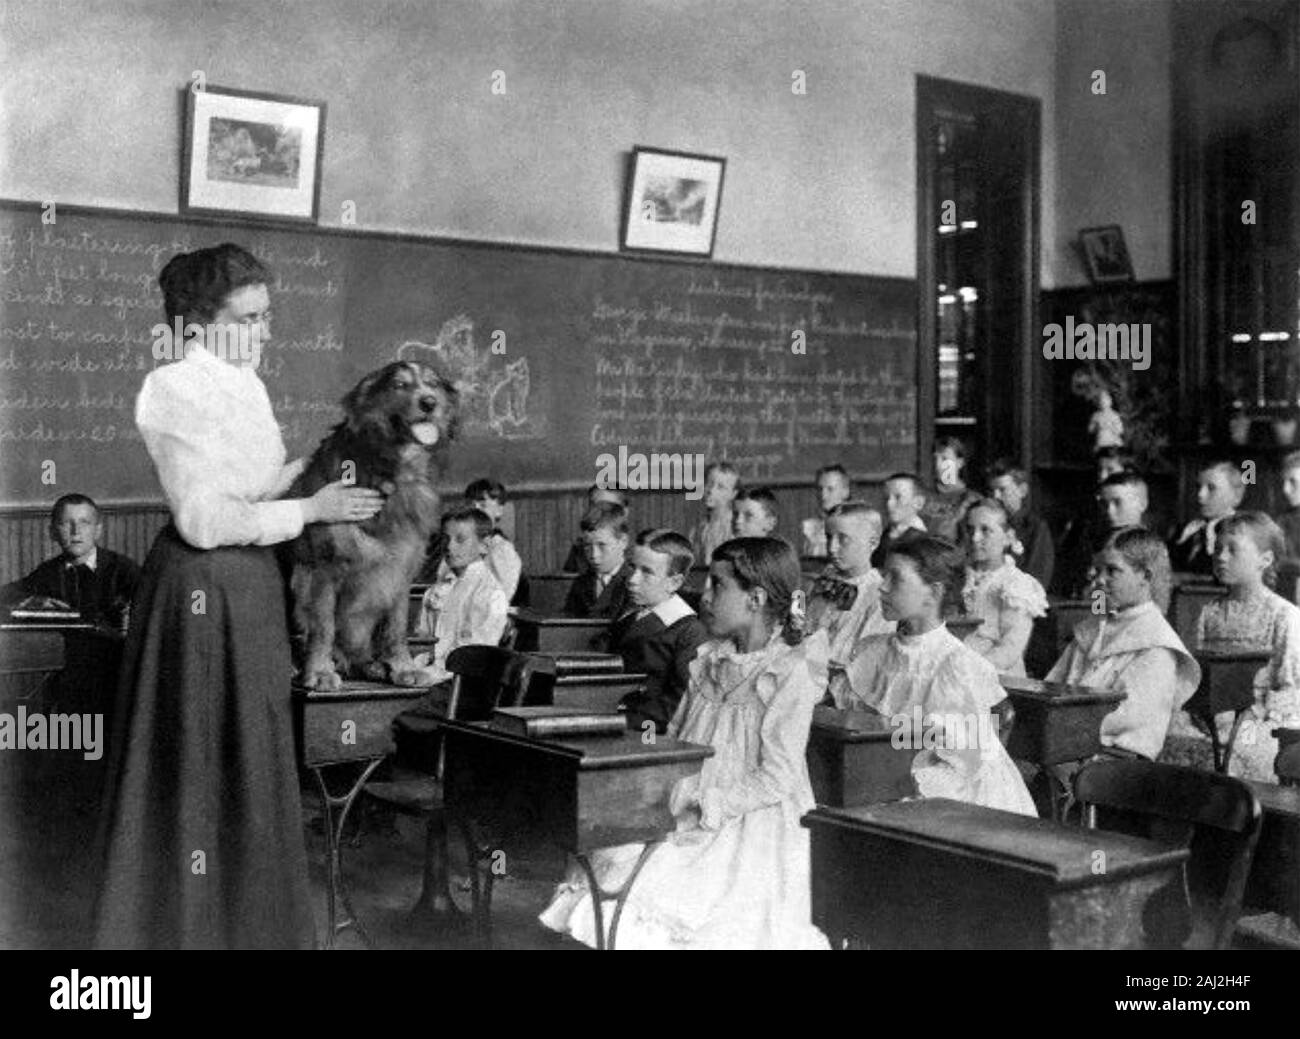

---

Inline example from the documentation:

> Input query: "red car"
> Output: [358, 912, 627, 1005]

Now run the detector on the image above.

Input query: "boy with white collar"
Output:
[598, 528, 707, 733]
[808, 501, 895, 700]
[414, 506, 509, 683]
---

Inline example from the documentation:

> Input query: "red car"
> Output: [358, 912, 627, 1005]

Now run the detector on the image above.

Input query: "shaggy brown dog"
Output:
[288, 361, 458, 690]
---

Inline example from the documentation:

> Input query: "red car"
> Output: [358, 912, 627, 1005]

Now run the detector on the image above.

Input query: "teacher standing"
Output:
[94, 244, 382, 949]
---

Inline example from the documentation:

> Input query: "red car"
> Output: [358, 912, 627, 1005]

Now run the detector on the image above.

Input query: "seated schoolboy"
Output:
[800, 464, 851, 557]
[688, 462, 739, 564]
[839, 535, 1037, 816]
[959, 498, 1048, 677]
[1168, 459, 1244, 576]
[561, 484, 627, 573]
[870, 472, 927, 569]
[464, 477, 523, 601]
[1161, 512, 1300, 782]
[731, 486, 779, 538]
[596, 529, 708, 733]
[412, 507, 510, 684]
[1046, 528, 1200, 762]
[807, 501, 895, 699]
[920, 437, 981, 542]
[987, 458, 1055, 590]
[1054, 470, 1148, 597]
[2, 493, 141, 628]
[563, 502, 634, 618]
[1276, 450, 1300, 562]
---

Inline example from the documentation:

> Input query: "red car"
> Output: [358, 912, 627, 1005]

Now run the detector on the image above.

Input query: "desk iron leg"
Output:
[574, 840, 663, 951]
[311, 758, 384, 950]
[1220, 710, 1250, 775]
[456, 815, 495, 948]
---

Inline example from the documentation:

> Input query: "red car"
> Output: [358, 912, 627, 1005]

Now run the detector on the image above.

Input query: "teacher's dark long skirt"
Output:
[93, 525, 315, 950]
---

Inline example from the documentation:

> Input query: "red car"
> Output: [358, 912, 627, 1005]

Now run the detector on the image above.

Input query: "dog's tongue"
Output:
[411, 422, 439, 446]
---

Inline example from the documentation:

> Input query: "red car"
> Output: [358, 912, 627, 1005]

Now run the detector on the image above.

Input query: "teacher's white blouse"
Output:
[136, 346, 306, 549]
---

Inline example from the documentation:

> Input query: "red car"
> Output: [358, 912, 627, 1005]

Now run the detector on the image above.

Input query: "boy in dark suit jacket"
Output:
[3, 493, 140, 628]
[563, 501, 633, 618]
[597, 528, 707, 733]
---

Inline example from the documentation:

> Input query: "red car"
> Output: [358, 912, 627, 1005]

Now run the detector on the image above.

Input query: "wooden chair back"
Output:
[1074, 759, 1262, 949]
[438, 646, 556, 778]
[1169, 582, 1226, 646]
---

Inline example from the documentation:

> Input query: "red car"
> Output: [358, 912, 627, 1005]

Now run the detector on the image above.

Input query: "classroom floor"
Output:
[2, 752, 1297, 951]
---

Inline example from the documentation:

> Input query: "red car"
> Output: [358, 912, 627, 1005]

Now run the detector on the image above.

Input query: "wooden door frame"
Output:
[915, 75, 1042, 482]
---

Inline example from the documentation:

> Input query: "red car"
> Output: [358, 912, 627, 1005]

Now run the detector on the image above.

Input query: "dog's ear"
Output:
[341, 366, 391, 433]
[435, 377, 461, 443]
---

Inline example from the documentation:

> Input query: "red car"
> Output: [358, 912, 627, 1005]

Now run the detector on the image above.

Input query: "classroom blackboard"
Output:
[0, 202, 918, 504]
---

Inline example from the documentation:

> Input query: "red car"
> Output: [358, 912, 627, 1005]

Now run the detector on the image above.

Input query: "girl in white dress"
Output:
[839, 535, 1037, 816]
[539, 536, 831, 950]
[959, 498, 1048, 676]
[1162, 512, 1300, 781]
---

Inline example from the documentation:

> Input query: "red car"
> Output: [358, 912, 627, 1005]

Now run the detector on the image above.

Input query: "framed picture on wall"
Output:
[620, 146, 726, 257]
[1078, 225, 1135, 284]
[181, 85, 326, 223]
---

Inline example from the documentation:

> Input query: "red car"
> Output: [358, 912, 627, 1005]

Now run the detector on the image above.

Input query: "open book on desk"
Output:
[4, 594, 83, 622]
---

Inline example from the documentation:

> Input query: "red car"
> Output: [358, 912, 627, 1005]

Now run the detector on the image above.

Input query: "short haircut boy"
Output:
[588, 483, 628, 507]
[706, 461, 739, 484]
[933, 436, 966, 459]
[885, 472, 925, 497]
[734, 486, 778, 518]
[465, 478, 507, 504]
[1099, 469, 1149, 495]
[442, 505, 493, 542]
[816, 464, 849, 483]
[635, 528, 695, 576]
[827, 500, 883, 539]
[580, 501, 629, 538]
[1201, 458, 1245, 490]
[51, 493, 99, 525]
[986, 458, 1028, 486]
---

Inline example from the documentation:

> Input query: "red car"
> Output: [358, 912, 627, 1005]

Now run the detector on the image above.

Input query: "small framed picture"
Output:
[1079, 225, 1135, 284]
[621, 146, 726, 257]
[181, 85, 326, 223]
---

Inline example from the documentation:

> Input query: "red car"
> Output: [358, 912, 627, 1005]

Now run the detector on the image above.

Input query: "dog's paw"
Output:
[302, 668, 343, 691]
[393, 665, 438, 688]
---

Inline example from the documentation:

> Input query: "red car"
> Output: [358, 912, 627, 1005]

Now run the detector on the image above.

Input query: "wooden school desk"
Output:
[510, 608, 610, 653]
[804, 798, 1189, 949]
[1000, 674, 1125, 819]
[439, 717, 713, 949]
[1170, 577, 1226, 646]
[1186, 651, 1269, 773]
[806, 705, 916, 807]
[292, 678, 431, 948]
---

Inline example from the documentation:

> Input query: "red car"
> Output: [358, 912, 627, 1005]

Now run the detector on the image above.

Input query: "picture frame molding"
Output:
[619, 144, 727, 259]
[180, 83, 327, 225]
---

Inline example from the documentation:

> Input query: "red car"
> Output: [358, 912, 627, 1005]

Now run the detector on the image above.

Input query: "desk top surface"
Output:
[999, 674, 1126, 706]
[292, 678, 434, 703]
[805, 798, 1188, 886]
[811, 705, 896, 743]
[440, 715, 713, 770]
[510, 609, 611, 627]
[1195, 650, 1273, 665]
[1246, 780, 1300, 817]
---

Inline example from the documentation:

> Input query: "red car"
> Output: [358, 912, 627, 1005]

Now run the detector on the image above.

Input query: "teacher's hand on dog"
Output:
[304, 480, 385, 524]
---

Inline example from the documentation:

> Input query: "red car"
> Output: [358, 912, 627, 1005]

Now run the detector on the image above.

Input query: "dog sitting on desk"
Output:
[286, 360, 458, 690]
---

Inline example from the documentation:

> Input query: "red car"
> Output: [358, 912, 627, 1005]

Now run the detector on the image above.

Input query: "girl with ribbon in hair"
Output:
[541, 536, 831, 949]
